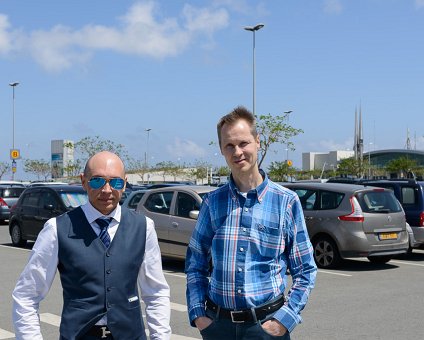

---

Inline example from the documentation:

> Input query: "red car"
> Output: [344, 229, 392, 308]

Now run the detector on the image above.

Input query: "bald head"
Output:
[84, 151, 125, 178]
[81, 151, 126, 215]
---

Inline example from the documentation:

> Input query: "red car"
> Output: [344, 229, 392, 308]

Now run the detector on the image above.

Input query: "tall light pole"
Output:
[244, 23, 264, 115]
[145, 128, 151, 183]
[9, 82, 19, 180]
[368, 142, 373, 178]
[284, 110, 293, 162]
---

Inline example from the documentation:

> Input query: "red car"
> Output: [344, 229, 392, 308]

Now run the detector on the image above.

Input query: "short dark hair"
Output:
[217, 106, 257, 148]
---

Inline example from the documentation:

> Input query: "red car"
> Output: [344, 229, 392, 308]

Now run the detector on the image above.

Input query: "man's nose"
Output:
[101, 182, 113, 192]
[233, 145, 243, 156]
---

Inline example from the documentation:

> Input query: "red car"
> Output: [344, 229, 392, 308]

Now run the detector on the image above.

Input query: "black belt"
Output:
[206, 295, 285, 323]
[85, 325, 114, 339]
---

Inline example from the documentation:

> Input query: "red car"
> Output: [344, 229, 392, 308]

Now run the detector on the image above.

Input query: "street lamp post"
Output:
[9, 82, 19, 180]
[145, 128, 152, 183]
[244, 23, 264, 115]
[368, 142, 373, 179]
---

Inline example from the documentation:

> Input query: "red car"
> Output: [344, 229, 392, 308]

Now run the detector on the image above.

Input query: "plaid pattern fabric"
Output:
[96, 217, 112, 247]
[185, 174, 317, 332]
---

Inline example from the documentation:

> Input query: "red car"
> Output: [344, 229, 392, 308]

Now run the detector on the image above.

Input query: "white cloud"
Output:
[0, 14, 12, 54]
[416, 0, 424, 8]
[166, 138, 206, 158]
[311, 138, 353, 152]
[323, 0, 343, 14]
[0, 1, 229, 72]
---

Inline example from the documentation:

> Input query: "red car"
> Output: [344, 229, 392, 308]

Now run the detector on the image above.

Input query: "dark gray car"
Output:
[283, 182, 408, 268]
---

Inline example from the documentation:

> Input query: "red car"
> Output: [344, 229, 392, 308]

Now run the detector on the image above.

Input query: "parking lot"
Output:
[1, 220, 423, 339]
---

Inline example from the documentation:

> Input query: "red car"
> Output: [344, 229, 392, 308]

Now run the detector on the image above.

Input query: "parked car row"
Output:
[3, 178, 423, 272]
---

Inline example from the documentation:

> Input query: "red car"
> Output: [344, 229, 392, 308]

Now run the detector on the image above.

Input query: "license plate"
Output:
[379, 232, 397, 240]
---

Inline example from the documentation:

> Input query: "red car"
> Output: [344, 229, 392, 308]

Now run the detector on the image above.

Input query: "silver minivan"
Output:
[283, 182, 408, 268]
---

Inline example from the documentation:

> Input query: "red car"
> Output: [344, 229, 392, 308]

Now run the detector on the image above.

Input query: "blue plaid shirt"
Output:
[185, 173, 317, 332]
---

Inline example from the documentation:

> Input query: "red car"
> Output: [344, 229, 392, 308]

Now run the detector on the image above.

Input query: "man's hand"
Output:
[194, 316, 213, 331]
[262, 319, 287, 336]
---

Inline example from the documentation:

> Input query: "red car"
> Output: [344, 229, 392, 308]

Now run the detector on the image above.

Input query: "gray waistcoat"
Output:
[56, 206, 147, 340]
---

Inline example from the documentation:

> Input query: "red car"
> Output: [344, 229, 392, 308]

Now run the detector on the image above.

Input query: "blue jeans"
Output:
[199, 309, 291, 340]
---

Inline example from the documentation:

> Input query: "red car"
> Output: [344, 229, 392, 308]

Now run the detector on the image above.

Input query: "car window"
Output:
[21, 191, 40, 207]
[401, 187, 416, 205]
[319, 191, 344, 210]
[144, 192, 173, 214]
[176, 192, 200, 218]
[358, 191, 402, 213]
[0, 187, 25, 198]
[40, 191, 60, 209]
[128, 192, 145, 210]
[59, 192, 88, 208]
[293, 189, 317, 210]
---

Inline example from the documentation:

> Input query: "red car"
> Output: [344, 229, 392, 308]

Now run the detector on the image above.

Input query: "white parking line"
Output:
[318, 269, 352, 277]
[0, 329, 14, 339]
[390, 260, 424, 267]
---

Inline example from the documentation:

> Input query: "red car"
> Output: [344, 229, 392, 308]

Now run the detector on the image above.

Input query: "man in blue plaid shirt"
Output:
[185, 106, 317, 339]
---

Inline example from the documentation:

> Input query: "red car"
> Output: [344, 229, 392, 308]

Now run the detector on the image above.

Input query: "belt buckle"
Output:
[230, 310, 245, 323]
[101, 326, 111, 338]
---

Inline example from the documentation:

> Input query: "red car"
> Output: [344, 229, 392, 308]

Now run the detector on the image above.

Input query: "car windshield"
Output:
[357, 191, 402, 213]
[60, 192, 88, 208]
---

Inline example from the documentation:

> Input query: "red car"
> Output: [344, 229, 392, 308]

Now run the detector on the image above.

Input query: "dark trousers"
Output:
[199, 309, 291, 340]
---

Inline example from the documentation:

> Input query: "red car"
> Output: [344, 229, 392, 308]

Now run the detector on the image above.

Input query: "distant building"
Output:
[302, 150, 354, 171]
[365, 149, 424, 168]
[51, 140, 74, 178]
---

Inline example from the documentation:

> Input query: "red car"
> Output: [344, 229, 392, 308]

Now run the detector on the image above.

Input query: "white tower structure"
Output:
[51, 140, 74, 178]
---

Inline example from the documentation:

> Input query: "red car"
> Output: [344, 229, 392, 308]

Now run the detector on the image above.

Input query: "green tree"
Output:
[62, 159, 84, 178]
[336, 158, 363, 178]
[0, 162, 11, 180]
[256, 111, 303, 168]
[24, 159, 51, 181]
[268, 161, 296, 182]
[65, 136, 129, 164]
[127, 158, 149, 183]
[385, 157, 418, 178]
[215, 166, 231, 177]
[189, 160, 210, 184]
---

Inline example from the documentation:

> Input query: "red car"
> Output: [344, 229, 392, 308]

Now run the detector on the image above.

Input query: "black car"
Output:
[9, 185, 88, 247]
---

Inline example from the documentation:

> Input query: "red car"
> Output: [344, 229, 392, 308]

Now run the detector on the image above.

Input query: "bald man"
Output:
[12, 151, 171, 340]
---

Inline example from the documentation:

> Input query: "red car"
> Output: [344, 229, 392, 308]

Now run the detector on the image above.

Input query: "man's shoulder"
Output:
[266, 180, 297, 199]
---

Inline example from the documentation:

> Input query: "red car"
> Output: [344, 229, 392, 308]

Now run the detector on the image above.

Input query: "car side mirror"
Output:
[189, 210, 199, 220]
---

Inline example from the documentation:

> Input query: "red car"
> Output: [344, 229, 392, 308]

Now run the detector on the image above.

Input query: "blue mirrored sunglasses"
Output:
[88, 177, 125, 190]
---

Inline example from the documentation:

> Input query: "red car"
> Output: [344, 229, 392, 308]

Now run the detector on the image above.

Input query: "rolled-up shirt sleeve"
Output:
[12, 219, 59, 340]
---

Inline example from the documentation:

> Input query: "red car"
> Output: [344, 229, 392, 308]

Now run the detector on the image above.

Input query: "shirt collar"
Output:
[229, 169, 269, 203]
[81, 200, 121, 224]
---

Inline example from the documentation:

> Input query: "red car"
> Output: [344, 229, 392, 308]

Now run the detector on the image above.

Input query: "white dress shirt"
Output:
[12, 202, 171, 340]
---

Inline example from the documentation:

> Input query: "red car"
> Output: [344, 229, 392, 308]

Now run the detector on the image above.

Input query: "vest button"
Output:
[106, 252, 111, 257]
[106, 269, 111, 274]
[107, 287, 112, 292]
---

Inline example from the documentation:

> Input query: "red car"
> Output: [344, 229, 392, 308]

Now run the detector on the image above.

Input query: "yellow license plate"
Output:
[379, 233, 397, 240]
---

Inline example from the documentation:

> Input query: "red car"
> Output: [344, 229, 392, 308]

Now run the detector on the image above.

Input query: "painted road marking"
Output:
[0, 329, 14, 339]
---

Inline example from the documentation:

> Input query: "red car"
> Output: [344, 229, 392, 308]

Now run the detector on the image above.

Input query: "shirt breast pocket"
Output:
[250, 221, 285, 259]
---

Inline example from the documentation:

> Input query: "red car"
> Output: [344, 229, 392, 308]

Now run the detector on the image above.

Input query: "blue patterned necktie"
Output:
[95, 217, 112, 247]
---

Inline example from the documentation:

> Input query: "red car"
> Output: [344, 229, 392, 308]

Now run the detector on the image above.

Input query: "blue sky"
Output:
[1, 0, 424, 180]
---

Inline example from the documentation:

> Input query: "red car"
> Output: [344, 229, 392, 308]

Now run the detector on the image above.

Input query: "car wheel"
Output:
[11, 223, 27, 247]
[367, 256, 392, 264]
[313, 236, 341, 269]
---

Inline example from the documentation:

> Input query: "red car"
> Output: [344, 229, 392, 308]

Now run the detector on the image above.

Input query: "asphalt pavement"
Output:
[1, 221, 424, 339]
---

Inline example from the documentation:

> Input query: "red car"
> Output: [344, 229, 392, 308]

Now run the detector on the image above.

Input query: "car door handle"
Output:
[34, 216, 44, 221]
[305, 216, 313, 221]
[172, 222, 179, 228]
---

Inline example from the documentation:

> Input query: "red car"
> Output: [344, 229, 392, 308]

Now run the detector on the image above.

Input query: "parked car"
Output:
[282, 182, 408, 268]
[9, 185, 88, 247]
[121, 189, 149, 210]
[136, 185, 216, 259]
[360, 179, 424, 251]
[0, 185, 26, 223]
